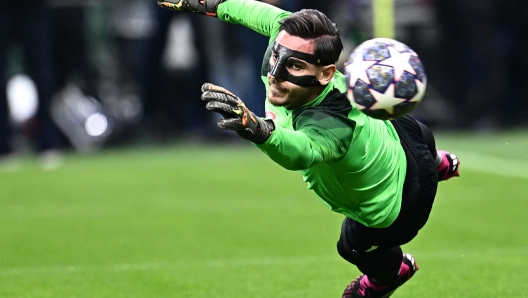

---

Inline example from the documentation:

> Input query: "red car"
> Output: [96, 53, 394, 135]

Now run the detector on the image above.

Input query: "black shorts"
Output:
[339, 116, 439, 252]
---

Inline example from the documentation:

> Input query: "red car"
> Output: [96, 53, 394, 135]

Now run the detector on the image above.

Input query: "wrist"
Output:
[252, 119, 274, 145]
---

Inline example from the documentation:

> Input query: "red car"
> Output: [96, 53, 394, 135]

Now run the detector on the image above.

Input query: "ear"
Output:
[318, 64, 337, 86]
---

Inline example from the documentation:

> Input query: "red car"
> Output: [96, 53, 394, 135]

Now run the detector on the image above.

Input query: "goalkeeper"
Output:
[158, 1, 460, 297]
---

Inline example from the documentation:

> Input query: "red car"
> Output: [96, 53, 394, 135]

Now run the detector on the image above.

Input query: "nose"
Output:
[268, 73, 284, 83]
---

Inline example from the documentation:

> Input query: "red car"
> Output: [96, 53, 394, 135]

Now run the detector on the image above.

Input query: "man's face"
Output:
[267, 31, 325, 110]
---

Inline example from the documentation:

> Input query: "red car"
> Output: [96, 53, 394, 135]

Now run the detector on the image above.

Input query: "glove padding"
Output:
[201, 83, 274, 144]
[157, 0, 224, 17]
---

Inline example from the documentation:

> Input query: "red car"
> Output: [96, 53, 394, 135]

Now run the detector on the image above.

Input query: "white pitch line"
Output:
[453, 151, 528, 180]
[0, 256, 338, 276]
[3, 247, 528, 277]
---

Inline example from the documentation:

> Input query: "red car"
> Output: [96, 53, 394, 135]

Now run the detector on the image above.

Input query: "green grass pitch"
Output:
[1, 130, 528, 297]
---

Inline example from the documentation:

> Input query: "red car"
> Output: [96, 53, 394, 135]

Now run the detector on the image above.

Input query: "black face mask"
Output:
[268, 42, 334, 87]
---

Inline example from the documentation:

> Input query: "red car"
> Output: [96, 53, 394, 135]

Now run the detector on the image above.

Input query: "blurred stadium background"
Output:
[2, 0, 528, 297]
[3, 0, 528, 157]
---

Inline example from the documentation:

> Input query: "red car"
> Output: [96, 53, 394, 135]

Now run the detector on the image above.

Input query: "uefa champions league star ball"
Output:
[345, 38, 427, 120]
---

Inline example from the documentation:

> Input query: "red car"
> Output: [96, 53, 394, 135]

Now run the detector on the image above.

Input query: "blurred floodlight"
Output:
[163, 17, 198, 70]
[85, 113, 109, 137]
[51, 83, 113, 152]
[6, 74, 39, 124]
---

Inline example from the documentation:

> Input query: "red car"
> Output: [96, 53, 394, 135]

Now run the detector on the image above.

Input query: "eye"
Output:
[269, 53, 277, 65]
[292, 63, 302, 70]
[288, 61, 303, 71]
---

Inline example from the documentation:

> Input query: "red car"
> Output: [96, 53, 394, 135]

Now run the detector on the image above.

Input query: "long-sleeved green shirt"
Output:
[218, 0, 407, 228]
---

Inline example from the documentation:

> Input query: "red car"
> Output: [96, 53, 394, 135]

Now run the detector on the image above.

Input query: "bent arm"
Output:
[217, 0, 291, 37]
[257, 126, 324, 171]
[256, 112, 354, 171]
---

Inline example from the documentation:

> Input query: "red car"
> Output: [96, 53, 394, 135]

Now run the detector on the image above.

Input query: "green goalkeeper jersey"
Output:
[217, 0, 407, 228]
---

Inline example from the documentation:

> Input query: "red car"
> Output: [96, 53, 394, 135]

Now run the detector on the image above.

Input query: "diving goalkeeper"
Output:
[158, 1, 460, 297]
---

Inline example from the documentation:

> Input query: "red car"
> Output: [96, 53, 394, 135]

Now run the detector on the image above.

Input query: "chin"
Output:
[268, 98, 282, 107]
[268, 93, 286, 107]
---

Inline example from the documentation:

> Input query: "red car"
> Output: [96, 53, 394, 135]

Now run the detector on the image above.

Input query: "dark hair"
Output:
[279, 9, 344, 64]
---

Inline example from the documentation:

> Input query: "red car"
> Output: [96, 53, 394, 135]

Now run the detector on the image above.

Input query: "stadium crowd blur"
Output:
[1, 0, 528, 165]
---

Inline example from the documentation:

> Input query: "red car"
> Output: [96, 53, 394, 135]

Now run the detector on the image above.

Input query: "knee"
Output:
[337, 239, 360, 265]
[417, 120, 437, 158]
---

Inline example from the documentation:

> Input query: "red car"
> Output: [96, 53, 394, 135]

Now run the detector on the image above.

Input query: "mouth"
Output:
[269, 83, 287, 95]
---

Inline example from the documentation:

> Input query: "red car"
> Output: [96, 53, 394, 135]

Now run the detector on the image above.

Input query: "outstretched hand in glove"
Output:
[201, 83, 274, 144]
[157, 0, 224, 17]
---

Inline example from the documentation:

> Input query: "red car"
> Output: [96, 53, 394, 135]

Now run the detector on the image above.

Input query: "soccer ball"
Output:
[345, 38, 426, 120]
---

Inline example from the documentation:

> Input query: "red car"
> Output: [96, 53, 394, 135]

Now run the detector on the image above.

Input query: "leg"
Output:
[337, 218, 419, 298]
[337, 238, 402, 284]
[339, 116, 438, 297]
[416, 118, 460, 181]
[416, 119, 437, 161]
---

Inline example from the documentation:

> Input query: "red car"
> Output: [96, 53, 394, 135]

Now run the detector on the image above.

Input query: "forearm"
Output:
[256, 126, 324, 171]
[217, 0, 290, 37]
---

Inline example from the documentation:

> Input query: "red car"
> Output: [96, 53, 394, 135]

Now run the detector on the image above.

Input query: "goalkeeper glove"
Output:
[201, 83, 274, 144]
[157, 0, 225, 17]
